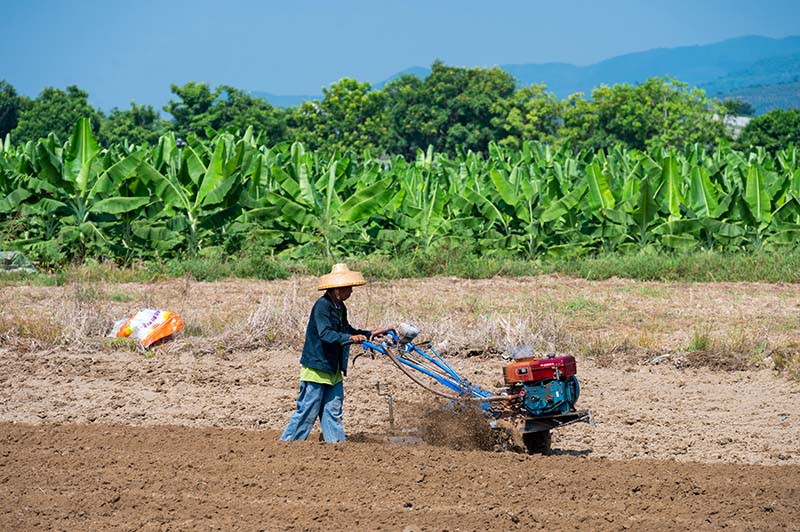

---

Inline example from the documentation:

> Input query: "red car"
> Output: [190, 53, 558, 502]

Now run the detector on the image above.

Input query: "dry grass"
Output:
[684, 325, 792, 372]
[207, 283, 311, 353]
[1, 279, 576, 360]
[1, 276, 797, 380]
[415, 308, 573, 357]
[1, 281, 123, 350]
[0, 314, 62, 349]
[771, 342, 800, 380]
[578, 334, 644, 368]
[61, 283, 112, 341]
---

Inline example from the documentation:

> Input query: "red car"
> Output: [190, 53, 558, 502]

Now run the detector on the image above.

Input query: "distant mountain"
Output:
[701, 53, 800, 94]
[717, 81, 800, 113]
[523, 34, 800, 96]
[700, 52, 800, 113]
[251, 91, 320, 108]
[371, 66, 430, 90]
[252, 67, 429, 107]
[254, 35, 800, 112]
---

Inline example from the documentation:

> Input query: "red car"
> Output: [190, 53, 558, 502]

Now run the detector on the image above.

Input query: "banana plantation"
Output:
[1, 118, 799, 266]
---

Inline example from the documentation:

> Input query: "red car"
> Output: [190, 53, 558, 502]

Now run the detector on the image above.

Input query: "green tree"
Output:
[559, 77, 726, 151]
[164, 82, 288, 143]
[736, 109, 800, 153]
[0, 80, 26, 139]
[288, 78, 387, 153]
[558, 92, 606, 151]
[380, 73, 427, 157]
[491, 84, 562, 149]
[384, 61, 516, 157]
[101, 102, 170, 147]
[12, 85, 101, 144]
[209, 85, 288, 144]
[719, 98, 756, 117]
[163, 82, 218, 139]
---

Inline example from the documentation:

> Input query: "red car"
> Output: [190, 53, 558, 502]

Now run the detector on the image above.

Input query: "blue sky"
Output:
[2, 0, 799, 110]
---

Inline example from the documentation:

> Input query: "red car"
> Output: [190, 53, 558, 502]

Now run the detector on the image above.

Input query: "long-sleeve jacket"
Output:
[300, 293, 370, 376]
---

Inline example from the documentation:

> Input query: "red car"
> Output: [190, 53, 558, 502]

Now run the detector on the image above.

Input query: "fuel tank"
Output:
[503, 354, 577, 385]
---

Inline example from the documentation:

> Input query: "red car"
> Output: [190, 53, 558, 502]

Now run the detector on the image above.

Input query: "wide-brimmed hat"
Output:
[318, 263, 366, 290]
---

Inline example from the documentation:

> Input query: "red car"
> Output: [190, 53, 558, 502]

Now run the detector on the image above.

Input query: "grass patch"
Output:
[778, 317, 800, 332]
[0, 314, 61, 345]
[3, 249, 800, 285]
[101, 337, 140, 353]
[0, 271, 66, 287]
[72, 283, 101, 304]
[562, 295, 607, 316]
[772, 343, 800, 380]
[182, 323, 205, 337]
[554, 250, 800, 282]
[579, 335, 639, 368]
[628, 285, 673, 298]
[107, 291, 134, 303]
[687, 325, 712, 352]
[684, 327, 777, 371]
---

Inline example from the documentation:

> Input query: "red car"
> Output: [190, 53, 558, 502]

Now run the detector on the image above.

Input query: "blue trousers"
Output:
[280, 380, 346, 442]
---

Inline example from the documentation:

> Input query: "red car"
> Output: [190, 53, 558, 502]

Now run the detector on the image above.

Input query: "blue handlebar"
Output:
[358, 329, 495, 404]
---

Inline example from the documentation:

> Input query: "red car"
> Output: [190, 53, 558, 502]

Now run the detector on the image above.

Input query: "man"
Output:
[280, 263, 386, 442]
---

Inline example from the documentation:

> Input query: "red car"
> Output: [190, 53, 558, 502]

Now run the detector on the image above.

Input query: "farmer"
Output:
[280, 263, 386, 442]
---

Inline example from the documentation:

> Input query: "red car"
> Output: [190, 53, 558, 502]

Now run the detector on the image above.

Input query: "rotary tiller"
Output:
[358, 324, 593, 454]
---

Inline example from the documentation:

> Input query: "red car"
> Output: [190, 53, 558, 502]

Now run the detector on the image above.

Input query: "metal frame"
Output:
[360, 329, 592, 434]
[519, 411, 594, 434]
[362, 330, 495, 402]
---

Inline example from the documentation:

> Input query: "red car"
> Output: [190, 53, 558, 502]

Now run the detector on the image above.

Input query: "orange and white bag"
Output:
[110, 309, 184, 348]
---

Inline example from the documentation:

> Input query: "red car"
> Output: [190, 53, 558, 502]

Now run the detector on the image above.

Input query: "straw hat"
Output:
[318, 263, 366, 290]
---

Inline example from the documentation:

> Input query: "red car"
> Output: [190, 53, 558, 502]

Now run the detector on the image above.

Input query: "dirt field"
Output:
[1, 275, 800, 530]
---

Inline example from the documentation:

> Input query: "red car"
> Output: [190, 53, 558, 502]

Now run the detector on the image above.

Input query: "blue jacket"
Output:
[300, 293, 370, 376]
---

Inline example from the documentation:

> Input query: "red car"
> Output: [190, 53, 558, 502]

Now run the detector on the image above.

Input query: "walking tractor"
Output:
[357, 324, 593, 454]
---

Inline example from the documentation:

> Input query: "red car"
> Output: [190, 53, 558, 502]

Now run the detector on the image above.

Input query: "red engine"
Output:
[502, 354, 580, 417]
[503, 354, 577, 384]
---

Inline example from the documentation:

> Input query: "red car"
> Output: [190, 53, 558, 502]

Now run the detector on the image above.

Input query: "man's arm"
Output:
[313, 301, 352, 345]
[344, 315, 387, 340]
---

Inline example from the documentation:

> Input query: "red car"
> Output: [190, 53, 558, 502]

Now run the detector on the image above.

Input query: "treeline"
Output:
[2, 61, 799, 156]
[2, 119, 799, 269]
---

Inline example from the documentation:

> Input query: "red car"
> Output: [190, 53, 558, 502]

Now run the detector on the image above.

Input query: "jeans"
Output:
[280, 380, 346, 442]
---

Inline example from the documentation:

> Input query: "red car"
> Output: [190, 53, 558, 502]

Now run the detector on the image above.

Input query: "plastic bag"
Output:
[110, 309, 184, 348]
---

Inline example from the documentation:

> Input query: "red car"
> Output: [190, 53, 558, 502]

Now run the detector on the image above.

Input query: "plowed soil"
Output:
[1, 275, 800, 531]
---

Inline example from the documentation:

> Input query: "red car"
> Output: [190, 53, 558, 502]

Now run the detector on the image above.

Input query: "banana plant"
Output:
[0, 141, 31, 222]
[3, 125, 800, 263]
[9, 119, 150, 262]
[132, 132, 249, 255]
[481, 144, 550, 256]
[617, 156, 660, 249]
[381, 154, 451, 254]
[250, 143, 396, 257]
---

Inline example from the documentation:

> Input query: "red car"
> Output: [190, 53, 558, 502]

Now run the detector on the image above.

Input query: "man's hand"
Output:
[349, 334, 368, 344]
[369, 328, 389, 339]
